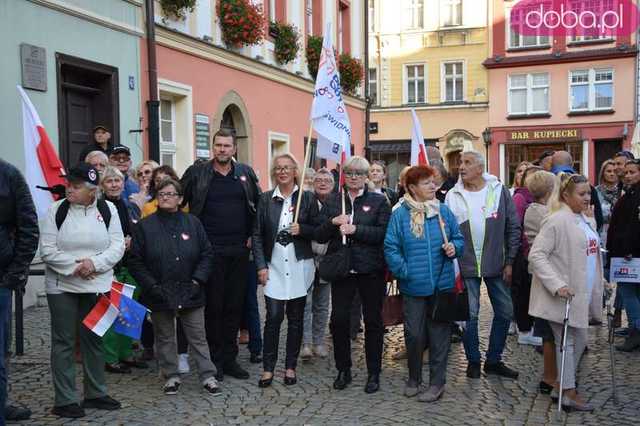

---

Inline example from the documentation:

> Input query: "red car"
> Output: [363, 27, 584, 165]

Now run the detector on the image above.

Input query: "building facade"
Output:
[485, 0, 637, 186]
[368, 0, 490, 188]
[142, 0, 366, 184]
[0, 0, 144, 169]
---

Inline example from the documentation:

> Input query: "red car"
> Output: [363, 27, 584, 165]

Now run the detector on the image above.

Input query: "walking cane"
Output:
[558, 296, 571, 415]
[606, 281, 619, 405]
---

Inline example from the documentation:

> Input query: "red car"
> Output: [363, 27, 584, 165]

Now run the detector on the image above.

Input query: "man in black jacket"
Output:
[0, 159, 39, 421]
[78, 125, 114, 163]
[180, 128, 261, 381]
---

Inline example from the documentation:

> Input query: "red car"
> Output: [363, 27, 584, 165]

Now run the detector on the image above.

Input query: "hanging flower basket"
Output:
[159, 0, 197, 20]
[217, 0, 266, 48]
[269, 21, 300, 65]
[306, 36, 363, 95]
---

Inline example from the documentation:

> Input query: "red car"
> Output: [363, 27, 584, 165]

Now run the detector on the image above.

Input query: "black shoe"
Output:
[52, 403, 85, 418]
[616, 328, 640, 352]
[105, 362, 131, 374]
[82, 395, 121, 411]
[466, 362, 481, 379]
[258, 373, 273, 388]
[333, 370, 352, 390]
[284, 373, 297, 386]
[364, 373, 380, 394]
[5, 404, 31, 421]
[121, 358, 149, 369]
[539, 381, 554, 395]
[250, 353, 262, 364]
[484, 361, 519, 379]
[224, 362, 250, 380]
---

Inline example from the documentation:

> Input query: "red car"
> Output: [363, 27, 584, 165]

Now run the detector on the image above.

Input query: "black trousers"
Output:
[511, 251, 533, 333]
[262, 295, 306, 372]
[331, 273, 385, 374]
[204, 250, 249, 368]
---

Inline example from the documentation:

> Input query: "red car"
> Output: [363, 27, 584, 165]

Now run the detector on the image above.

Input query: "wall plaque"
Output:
[20, 44, 47, 92]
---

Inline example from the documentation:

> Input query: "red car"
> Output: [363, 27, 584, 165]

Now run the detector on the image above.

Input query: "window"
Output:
[569, 0, 615, 42]
[442, 61, 464, 102]
[159, 99, 176, 167]
[368, 0, 375, 32]
[508, 73, 549, 115]
[404, 64, 426, 104]
[508, 5, 550, 48]
[570, 68, 614, 111]
[368, 68, 378, 105]
[403, 0, 424, 30]
[441, 0, 462, 27]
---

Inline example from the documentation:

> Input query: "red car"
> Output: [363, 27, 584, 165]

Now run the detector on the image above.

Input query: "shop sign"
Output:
[195, 114, 210, 159]
[507, 128, 582, 142]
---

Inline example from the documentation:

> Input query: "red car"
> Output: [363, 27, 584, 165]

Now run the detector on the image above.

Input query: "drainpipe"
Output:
[145, 0, 160, 162]
[363, 0, 370, 160]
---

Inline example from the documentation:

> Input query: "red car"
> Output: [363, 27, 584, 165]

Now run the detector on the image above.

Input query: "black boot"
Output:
[364, 373, 380, 394]
[616, 328, 640, 352]
[333, 370, 352, 390]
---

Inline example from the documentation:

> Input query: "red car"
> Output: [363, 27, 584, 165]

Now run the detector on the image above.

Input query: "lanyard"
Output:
[461, 184, 496, 276]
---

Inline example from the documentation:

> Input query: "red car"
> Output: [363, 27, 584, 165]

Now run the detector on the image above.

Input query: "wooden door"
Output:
[64, 90, 93, 165]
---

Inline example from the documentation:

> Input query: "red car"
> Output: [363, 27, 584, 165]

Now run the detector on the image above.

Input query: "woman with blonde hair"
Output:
[253, 153, 317, 387]
[528, 173, 603, 411]
[595, 159, 620, 246]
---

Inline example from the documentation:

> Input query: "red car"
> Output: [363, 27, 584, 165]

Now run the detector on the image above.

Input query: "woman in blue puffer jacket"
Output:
[384, 165, 464, 403]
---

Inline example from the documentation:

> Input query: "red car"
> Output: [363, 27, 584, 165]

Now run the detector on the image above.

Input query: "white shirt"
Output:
[264, 186, 315, 300]
[576, 215, 600, 305]
[461, 185, 489, 266]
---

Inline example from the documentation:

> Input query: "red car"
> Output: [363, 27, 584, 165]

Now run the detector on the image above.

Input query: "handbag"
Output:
[382, 280, 404, 327]
[431, 285, 470, 322]
[318, 244, 351, 282]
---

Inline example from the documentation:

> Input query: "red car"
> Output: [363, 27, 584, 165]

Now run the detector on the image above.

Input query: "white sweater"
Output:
[39, 198, 125, 294]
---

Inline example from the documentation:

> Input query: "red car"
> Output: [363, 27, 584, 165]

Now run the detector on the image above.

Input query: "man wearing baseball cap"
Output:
[78, 126, 114, 163]
[108, 145, 141, 220]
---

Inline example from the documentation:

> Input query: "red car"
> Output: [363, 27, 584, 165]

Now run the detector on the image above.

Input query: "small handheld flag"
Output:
[113, 295, 147, 340]
[83, 295, 119, 337]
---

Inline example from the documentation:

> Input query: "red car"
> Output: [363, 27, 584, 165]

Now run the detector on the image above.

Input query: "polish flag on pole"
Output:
[410, 109, 428, 166]
[311, 24, 352, 164]
[18, 85, 66, 219]
[83, 295, 120, 337]
[109, 281, 136, 308]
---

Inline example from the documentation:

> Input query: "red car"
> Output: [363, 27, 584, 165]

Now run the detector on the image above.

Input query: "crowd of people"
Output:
[0, 123, 639, 420]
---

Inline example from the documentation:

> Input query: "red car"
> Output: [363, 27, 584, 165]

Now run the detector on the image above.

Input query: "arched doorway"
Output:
[440, 129, 477, 179]
[214, 91, 252, 164]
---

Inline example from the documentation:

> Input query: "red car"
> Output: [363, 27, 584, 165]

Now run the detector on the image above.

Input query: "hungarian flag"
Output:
[83, 295, 120, 337]
[18, 85, 66, 219]
[410, 109, 428, 166]
[109, 281, 136, 308]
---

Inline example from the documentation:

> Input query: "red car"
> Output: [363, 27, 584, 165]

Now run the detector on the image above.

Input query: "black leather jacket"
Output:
[253, 188, 318, 271]
[0, 159, 39, 289]
[315, 187, 391, 275]
[128, 211, 214, 312]
[180, 160, 261, 227]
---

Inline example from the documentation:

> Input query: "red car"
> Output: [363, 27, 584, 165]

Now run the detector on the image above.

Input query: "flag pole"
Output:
[294, 121, 314, 224]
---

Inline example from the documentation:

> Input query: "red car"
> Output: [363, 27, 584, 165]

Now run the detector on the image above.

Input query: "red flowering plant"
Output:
[217, 0, 265, 48]
[269, 21, 300, 65]
[305, 35, 323, 79]
[306, 36, 363, 95]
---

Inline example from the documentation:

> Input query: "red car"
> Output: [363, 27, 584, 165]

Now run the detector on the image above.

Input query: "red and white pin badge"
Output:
[181, 233, 190, 241]
[96, 214, 104, 223]
[362, 205, 371, 212]
[289, 205, 295, 212]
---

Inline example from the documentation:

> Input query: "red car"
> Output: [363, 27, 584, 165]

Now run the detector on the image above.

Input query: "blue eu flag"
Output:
[113, 296, 147, 340]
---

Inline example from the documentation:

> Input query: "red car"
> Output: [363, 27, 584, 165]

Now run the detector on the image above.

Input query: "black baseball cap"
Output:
[615, 150, 635, 160]
[110, 145, 131, 157]
[93, 125, 110, 133]
[538, 150, 555, 162]
[64, 163, 100, 185]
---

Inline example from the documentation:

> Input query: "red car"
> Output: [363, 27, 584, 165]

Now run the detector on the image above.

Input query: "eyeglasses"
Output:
[344, 171, 367, 178]
[559, 173, 586, 191]
[314, 178, 333, 185]
[137, 169, 152, 177]
[157, 192, 180, 199]
[275, 166, 296, 173]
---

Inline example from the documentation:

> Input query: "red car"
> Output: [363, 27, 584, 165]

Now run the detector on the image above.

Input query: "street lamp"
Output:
[482, 127, 492, 172]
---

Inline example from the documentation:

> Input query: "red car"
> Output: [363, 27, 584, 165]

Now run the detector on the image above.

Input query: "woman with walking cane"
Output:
[528, 173, 604, 412]
[384, 165, 464, 402]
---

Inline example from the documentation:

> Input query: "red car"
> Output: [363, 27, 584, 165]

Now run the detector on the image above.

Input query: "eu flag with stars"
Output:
[113, 295, 147, 340]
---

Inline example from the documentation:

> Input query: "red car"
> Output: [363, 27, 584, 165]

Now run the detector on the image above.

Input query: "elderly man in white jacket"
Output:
[39, 164, 125, 419]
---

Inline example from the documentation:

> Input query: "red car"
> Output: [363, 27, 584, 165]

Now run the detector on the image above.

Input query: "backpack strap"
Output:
[97, 199, 112, 229]
[55, 200, 70, 230]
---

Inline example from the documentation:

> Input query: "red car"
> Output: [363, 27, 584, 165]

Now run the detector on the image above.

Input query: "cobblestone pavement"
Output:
[7, 288, 640, 426]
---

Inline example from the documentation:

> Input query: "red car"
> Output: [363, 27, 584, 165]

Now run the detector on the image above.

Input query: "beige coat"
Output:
[528, 205, 603, 328]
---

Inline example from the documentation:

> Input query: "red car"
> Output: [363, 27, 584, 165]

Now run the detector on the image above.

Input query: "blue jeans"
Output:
[619, 283, 640, 330]
[243, 261, 262, 355]
[0, 287, 12, 424]
[462, 276, 513, 364]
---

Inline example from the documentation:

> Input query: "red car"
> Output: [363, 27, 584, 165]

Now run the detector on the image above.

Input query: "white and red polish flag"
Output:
[109, 281, 136, 308]
[311, 24, 352, 164]
[83, 295, 120, 337]
[410, 109, 428, 166]
[18, 85, 66, 219]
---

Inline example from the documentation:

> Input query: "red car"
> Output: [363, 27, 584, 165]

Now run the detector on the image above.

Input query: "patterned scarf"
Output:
[402, 193, 440, 238]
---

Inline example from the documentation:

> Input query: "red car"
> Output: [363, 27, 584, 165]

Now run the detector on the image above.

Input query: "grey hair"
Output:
[85, 150, 109, 165]
[101, 166, 124, 183]
[462, 150, 485, 170]
[314, 167, 334, 182]
[343, 156, 370, 173]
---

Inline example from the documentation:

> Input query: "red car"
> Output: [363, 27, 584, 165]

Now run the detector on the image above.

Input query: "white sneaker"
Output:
[202, 376, 222, 396]
[300, 344, 313, 360]
[508, 322, 518, 335]
[178, 353, 190, 373]
[163, 377, 181, 395]
[518, 331, 542, 346]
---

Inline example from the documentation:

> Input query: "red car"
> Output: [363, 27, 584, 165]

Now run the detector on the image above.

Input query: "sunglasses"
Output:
[137, 169, 152, 177]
